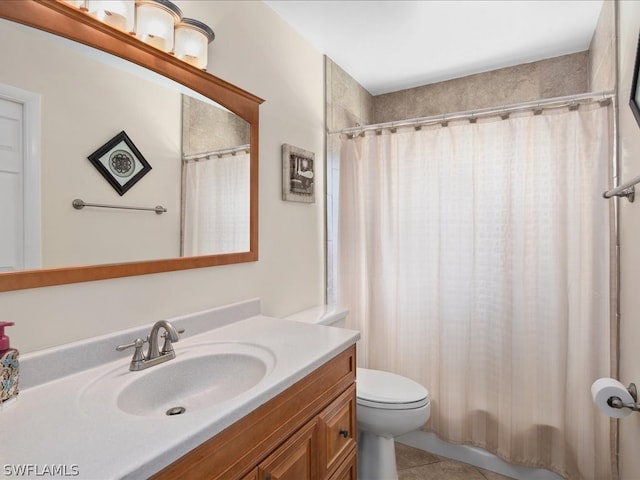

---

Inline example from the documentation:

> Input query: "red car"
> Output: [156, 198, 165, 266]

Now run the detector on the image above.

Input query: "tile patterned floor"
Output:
[396, 443, 516, 480]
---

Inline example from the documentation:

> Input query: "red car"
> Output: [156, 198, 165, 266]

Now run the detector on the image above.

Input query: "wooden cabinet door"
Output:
[258, 420, 318, 480]
[318, 385, 356, 479]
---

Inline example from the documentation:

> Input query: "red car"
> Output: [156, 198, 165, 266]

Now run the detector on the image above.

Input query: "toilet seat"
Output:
[356, 367, 429, 410]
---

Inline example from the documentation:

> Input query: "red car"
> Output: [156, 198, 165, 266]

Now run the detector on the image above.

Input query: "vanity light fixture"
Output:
[87, 1, 135, 33]
[62, 0, 87, 9]
[134, 0, 182, 53]
[174, 18, 215, 69]
[59, 0, 215, 68]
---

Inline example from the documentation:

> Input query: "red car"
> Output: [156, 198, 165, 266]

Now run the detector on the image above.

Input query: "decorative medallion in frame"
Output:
[87, 130, 151, 196]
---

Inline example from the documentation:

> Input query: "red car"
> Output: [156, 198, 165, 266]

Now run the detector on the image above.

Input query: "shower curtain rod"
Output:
[182, 143, 250, 162]
[328, 90, 615, 136]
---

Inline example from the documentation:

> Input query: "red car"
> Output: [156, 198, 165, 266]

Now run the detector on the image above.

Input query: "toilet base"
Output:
[358, 430, 398, 480]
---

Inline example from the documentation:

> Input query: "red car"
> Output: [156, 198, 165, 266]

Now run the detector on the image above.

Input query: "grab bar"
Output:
[72, 198, 167, 215]
[602, 174, 640, 202]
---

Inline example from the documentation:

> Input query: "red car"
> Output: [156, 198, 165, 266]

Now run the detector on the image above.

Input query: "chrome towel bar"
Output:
[603, 174, 640, 202]
[72, 198, 167, 215]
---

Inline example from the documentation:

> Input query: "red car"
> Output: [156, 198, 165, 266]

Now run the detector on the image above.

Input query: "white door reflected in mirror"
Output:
[0, 84, 41, 272]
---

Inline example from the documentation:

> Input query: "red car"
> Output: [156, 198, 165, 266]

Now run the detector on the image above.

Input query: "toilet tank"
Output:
[284, 305, 349, 328]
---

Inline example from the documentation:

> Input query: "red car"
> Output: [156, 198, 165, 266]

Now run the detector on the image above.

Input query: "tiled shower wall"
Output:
[588, 0, 616, 93]
[182, 96, 250, 156]
[325, 59, 375, 303]
[325, 1, 615, 304]
[373, 51, 588, 123]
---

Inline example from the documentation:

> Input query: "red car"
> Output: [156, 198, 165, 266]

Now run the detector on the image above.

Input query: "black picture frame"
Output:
[630, 32, 640, 128]
[87, 130, 151, 196]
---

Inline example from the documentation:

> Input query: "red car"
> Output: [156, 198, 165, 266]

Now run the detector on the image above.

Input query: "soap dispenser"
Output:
[0, 322, 19, 406]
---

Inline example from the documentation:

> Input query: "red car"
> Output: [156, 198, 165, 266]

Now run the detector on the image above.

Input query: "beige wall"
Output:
[617, 0, 640, 477]
[0, 0, 326, 353]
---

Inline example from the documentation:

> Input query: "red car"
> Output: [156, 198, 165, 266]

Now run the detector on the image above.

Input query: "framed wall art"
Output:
[87, 130, 151, 196]
[630, 32, 640, 128]
[282, 143, 315, 203]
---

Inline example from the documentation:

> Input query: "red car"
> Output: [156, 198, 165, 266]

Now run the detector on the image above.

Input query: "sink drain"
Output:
[166, 406, 186, 416]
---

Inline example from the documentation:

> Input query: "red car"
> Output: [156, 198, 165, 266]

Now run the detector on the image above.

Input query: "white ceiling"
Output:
[264, 0, 604, 95]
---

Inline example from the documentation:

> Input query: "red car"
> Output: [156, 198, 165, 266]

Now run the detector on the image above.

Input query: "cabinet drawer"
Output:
[242, 469, 258, 480]
[328, 448, 356, 480]
[318, 385, 356, 479]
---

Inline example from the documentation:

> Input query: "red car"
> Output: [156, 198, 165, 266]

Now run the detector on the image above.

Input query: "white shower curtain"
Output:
[183, 152, 250, 256]
[337, 103, 613, 480]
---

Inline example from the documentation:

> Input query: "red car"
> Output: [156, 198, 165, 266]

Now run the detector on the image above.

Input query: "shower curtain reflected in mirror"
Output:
[182, 151, 250, 256]
[337, 103, 613, 480]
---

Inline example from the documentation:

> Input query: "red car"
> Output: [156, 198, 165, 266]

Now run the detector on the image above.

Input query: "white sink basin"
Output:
[79, 342, 275, 418]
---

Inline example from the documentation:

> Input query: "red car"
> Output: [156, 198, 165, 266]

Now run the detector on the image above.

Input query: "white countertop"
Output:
[0, 301, 359, 479]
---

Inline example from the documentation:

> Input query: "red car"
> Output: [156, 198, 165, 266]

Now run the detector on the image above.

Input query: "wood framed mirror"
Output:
[0, 0, 263, 292]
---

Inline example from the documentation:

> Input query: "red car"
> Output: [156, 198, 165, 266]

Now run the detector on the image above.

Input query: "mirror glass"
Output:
[0, 15, 251, 273]
[181, 96, 250, 256]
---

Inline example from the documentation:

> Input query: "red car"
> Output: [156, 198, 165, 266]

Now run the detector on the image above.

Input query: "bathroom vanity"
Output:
[0, 300, 359, 479]
[152, 345, 356, 480]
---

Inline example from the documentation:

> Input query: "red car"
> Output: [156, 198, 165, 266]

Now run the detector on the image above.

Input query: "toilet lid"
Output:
[356, 368, 429, 410]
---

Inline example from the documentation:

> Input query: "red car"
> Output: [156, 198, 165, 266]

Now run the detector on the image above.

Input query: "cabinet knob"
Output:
[339, 429, 349, 438]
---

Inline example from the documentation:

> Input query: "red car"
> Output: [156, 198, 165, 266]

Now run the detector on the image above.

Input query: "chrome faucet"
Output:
[116, 320, 183, 371]
[148, 320, 180, 359]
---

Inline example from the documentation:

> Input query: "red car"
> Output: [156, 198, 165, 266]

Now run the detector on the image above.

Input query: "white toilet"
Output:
[286, 306, 430, 480]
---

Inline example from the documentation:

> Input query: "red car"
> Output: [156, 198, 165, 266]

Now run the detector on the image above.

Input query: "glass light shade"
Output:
[174, 19, 215, 69]
[62, 0, 87, 9]
[135, 0, 182, 52]
[87, 1, 134, 32]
